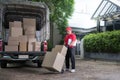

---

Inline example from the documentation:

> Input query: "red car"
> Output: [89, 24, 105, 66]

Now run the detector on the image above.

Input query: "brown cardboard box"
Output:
[23, 26, 36, 31]
[25, 28, 35, 35]
[19, 42, 27, 51]
[18, 35, 27, 42]
[52, 45, 67, 56]
[23, 18, 36, 26]
[5, 45, 18, 51]
[9, 22, 14, 28]
[42, 52, 65, 72]
[28, 38, 36, 42]
[10, 27, 23, 37]
[9, 21, 22, 28]
[14, 21, 22, 28]
[28, 42, 34, 51]
[27, 34, 35, 39]
[25, 27, 36, 31]
[23, 18, 36, 30]
[33, 42, 41, 51]
[8, 40, 19, 46]
[28, 38, 36, 51]
[8, 37, 19, 41]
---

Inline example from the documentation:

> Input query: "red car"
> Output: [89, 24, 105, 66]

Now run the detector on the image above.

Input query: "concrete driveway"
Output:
[0, 59, 120, 80]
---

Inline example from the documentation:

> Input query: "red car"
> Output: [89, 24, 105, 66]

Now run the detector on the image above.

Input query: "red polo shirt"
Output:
[64, 33, 76, 47]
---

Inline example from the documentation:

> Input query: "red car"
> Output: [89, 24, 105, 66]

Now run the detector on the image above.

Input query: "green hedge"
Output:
[84, 30, 120, 53]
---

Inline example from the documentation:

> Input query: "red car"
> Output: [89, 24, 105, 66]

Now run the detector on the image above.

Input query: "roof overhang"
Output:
[91, 0, 120, 21]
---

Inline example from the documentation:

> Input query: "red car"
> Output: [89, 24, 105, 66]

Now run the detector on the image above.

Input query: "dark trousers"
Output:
[65, 47, 75, 69]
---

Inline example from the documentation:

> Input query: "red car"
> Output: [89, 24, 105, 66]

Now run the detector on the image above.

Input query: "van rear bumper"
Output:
[0, 51, 45, 62]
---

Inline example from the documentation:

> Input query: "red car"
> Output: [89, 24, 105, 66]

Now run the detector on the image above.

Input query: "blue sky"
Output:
[68, 0, 102, 28]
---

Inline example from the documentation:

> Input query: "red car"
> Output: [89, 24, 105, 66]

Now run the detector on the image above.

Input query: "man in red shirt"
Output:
[64, 27, 76, 73]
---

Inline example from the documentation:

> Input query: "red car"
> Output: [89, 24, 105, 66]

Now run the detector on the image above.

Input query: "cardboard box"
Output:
[5, 45, 18, 51]
[33, 42, 41, 51]
[9, 21, 22, 28]
[23, 18, 36, 30]
[52, 45, 67, 56]
[25, 27, 36, 31]
[9, 22, 14, 28]
[14, 21, 22, 28]
[27, 34, 35, 39]
[28, 38, 36, 51]
[28, 38, 36, 42]
[23, 18, 36, 26]
[25, 28, 35, 35]
[10, 27, 23, 37]
[28, 42, 34, 51]
[23, 26, 36, 31]
[42, 52, 65, 72]
[18, 35, 27, 42]
[19, 42, 27, 51]
[8, 40, 19, 46]
[8, 37, 19, 41]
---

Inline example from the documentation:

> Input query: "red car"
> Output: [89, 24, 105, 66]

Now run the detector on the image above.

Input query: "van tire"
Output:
[1, 62, 7, 68]
[37, 61, 42, 68]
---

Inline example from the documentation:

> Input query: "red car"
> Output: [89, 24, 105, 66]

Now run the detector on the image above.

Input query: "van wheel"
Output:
[37, 61, 42, 68]
[1, 62, 7, 68]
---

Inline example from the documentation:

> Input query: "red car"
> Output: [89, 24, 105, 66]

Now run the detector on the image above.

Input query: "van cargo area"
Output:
[0, 0, 50, 68]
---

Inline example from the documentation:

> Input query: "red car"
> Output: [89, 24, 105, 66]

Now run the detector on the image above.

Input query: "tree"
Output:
[33, 0, 74, 36]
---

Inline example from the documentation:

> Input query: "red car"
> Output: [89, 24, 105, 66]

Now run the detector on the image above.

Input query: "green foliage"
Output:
[32, 0, 74, 35]
[47, 40, 53, 51]
[84, 30, 120, 53]
[59, 39, 64, 45]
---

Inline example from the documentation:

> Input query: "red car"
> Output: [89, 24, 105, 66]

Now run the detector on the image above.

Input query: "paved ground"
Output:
[0, 59, 120, 80]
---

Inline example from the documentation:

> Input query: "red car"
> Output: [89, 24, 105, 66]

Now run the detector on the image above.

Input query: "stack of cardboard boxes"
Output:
[5, 18, 41, 52]
[23, 18, 36, 39]
[42, 45, 67, 72]
[5, 21, 22, 51]
[23, 18, 37, 51]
